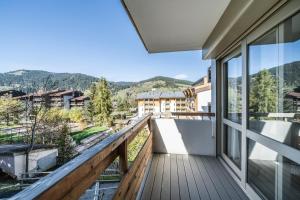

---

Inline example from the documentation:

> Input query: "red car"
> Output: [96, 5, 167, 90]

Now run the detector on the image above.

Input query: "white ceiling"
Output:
[123, 0, 231, 53]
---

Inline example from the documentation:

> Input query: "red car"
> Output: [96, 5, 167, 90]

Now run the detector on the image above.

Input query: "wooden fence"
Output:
[11, 113, 153, 200]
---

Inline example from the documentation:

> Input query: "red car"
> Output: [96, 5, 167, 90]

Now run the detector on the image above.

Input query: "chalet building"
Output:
[49, 90, 83, 109]
[18, 89, 83, 109]
[286, 90, 300, 112]
[184, 74, 211, 112]
[70, 96, 90, 109]
[0, 89, 26, 98]
[13, 1, 300, 200]
[136, 91, 186, 117]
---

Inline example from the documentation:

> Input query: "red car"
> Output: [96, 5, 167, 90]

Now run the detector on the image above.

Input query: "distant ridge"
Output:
[0, 70, 192, 94]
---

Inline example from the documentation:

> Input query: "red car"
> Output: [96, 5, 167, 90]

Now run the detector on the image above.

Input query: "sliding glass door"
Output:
[246, 12, 300, 200]
[220, 11, 300, 200]
[221, 51, 243, 177]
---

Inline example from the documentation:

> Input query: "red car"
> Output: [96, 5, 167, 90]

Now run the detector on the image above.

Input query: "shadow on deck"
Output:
[139, 154, 249, 200]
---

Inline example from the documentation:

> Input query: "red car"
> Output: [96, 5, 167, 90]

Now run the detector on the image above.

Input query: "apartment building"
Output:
[136, 91, 186, 117]
[18, 89, 83, 109]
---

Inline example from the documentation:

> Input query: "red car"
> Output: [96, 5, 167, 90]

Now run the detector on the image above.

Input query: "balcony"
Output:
[140, 154, 248, 200]
[11, 112, 249, 200]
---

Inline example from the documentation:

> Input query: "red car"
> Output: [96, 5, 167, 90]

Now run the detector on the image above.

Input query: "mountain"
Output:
[139, 76, 192, 86]
[0, 70, 192, 95]
[0, 70, 99, 93]
[113, 76, 192, 105]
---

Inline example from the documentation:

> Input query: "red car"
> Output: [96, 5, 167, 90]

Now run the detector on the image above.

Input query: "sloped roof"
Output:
[136, 91, 185, 100]
[286, 92, 300, 99]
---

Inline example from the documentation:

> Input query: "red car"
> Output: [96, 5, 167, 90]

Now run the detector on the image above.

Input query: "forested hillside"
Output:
[0, 70, 192, 97]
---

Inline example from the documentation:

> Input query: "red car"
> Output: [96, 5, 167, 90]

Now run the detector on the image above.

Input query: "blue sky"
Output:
[0, 0, 211, 82]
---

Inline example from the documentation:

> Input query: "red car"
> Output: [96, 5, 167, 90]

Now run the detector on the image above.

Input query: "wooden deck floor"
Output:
[139, 154, 249, 200]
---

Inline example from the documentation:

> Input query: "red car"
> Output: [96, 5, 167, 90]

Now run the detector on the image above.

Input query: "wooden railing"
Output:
[171, 112, 215, 119]
[11, 113, 153, 200]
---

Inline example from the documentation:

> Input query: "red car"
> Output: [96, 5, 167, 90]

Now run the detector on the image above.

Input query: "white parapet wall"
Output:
[152, 118, 216, 156]
[0, 148, 58, 179]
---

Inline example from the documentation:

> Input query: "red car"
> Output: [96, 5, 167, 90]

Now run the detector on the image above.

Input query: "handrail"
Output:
[171, 112, 215, 119]
[11, 113, 153, 200]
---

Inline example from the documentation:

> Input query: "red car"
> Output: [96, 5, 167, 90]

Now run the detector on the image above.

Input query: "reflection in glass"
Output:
[248, 12, 300, 150]
[224, 54, 242, 124]
[248, 139, 300, 200]
[224, 125, 241, 169]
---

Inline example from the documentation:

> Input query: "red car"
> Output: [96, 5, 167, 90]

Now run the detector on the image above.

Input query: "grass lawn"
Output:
[0, 124, 21, 129]
[71, 126, 108, 144]
[0, 134, 23, 143]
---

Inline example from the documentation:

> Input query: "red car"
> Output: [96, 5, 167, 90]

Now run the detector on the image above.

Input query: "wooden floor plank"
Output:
[201, 157, 231, 200]
[161, 154, 171, 200]
[183, 155, 201, 200]
[204, 157, 241, 200]
[151, 154, 164, 200]
[189, 156, 210, 200]
[193, 156, 221, 200]
[177, 154, 190, 200]
[213, 158, 249, 200]
[139, 155, 249, 200]
[170, 154, 180, 200]
[141, 154, 159, 200]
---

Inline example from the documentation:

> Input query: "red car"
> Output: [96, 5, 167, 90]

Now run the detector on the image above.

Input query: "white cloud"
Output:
[174, 74, 188, 80]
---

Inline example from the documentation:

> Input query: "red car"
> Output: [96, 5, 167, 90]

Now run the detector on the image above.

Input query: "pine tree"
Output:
[249, 69, 277, 115]
[87, 83, 96, 122]
[94, 77, 113, 126]
[57, 124, 75, 165]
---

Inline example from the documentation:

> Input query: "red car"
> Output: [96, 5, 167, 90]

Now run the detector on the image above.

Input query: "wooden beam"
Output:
[113, 134, 152, 200]
[38, 149, 118, 200]
[119, 140, 128, 175]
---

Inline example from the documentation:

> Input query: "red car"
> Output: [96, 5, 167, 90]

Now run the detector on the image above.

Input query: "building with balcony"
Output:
[70, 96, 90, 109]
[136, 91, 186, 117]
[184, 74, 211, 113]
[11, 1, 300, 200]
[18, 89, 83, 110]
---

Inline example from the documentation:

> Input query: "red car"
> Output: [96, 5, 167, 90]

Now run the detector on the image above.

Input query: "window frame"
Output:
[221, 47, 243, 178]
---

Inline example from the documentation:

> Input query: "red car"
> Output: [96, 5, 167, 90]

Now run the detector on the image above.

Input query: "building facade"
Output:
[136, 91, 186, 117]
[70, 96, 90, 109]
[184, 74, 211, 112]
[18, 89, 84, 110]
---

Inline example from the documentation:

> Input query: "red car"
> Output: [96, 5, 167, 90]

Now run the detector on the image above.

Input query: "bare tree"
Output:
[24, 76, 53, 176]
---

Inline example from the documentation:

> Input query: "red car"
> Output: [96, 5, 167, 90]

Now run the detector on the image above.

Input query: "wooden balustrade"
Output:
[11, 113, 153, 200]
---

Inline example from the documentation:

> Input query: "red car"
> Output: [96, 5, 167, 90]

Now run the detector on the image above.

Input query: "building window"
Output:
[248, 12, 300, 151]
[224, 54, 243, 124]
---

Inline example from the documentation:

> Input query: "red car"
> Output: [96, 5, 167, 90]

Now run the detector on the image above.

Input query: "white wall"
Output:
[154, 105, 160, 113]
[197, 90, 211, 112]
[152, 119, 216, 156]
[13, 149, 58, 179]
[170, 100, 176, 112]
[138, 105, 144, 117]
[160, 100, 165, 112]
